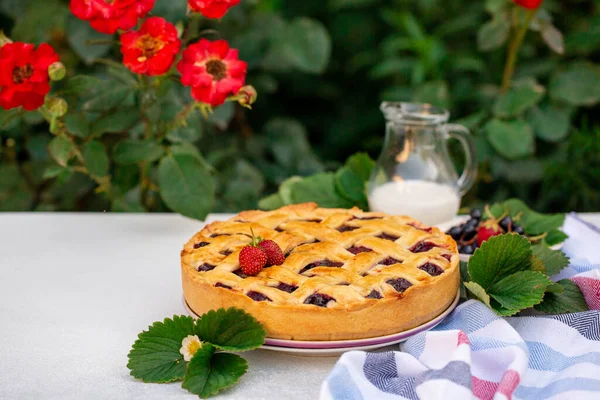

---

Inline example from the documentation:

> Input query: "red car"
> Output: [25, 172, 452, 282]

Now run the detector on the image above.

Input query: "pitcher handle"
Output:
[444, 124, 477, 196]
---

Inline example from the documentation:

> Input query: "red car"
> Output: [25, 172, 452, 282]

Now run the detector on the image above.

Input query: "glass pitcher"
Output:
[367, 102, 477, 225]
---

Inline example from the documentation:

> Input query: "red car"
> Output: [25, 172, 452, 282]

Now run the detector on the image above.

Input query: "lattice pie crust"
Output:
[181, 203, 459, 341]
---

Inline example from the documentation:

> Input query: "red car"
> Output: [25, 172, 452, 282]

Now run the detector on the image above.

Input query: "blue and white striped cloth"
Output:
[321, 214, 600, 400]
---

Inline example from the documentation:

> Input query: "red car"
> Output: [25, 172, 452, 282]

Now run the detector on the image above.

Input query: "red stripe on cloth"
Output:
[472, 370, 521, 400]
[571, 276, 600, 310]
[472, 376, 498, 400]
[457, 330, 470, 346]
[497, 369, 520, 399]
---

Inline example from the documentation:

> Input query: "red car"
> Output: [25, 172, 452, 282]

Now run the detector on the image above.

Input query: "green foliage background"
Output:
[1, 0, 599, 216]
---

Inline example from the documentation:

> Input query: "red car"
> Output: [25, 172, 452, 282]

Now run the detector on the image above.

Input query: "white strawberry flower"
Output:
[179, 335, 203, 361]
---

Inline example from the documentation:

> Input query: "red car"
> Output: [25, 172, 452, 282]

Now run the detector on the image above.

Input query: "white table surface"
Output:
[1, 212, 599, 400]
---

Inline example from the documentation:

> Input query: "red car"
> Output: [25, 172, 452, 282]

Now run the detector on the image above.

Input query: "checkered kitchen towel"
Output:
[321, 213, 600, 400]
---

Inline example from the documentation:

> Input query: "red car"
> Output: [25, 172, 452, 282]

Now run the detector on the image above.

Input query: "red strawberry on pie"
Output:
[258, 240, 285, 266]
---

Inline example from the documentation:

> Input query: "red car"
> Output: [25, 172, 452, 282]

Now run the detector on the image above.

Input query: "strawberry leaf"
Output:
[535, 279, 589, 314]
[487, 270, 553, 314]
[543, 230, 569, 246]
[195, 307, 266, 352]
[127, 315, 198, 383]
[464, 281, 492, 308]
[182, 344, 248, 399]
[468, 234, 532, 290]
[532, 244, 570, 276]
[489, 198, 566, 237]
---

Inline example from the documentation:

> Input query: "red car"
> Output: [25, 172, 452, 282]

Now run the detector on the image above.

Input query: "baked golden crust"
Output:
[181, 202, 459, 341]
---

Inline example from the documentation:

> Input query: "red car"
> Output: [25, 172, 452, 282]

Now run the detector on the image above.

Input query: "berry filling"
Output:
[418, 262, 444, 276]
[214, 283, 231, 289]
[366, 290, 382, 299]
[441, 254, 452, 262]
[377, 233, 399, 241]
[410, 241, 439, 253]
[338, 282, 350, 286]
[358, 216, 382, 220]
[233, 269, 248, 278]
[275, 283, 298, 293]
[275, 227, 284, 232]
[408, 223, 433, 233]
[246, 291, 272, 302]
[304, 293, 335, 307]
[378, 257, 402, 266]
[300, 260, 344, 273]
[220, 250, 233, 256]
[210, 233, 231, 238]
[386, 278, 412, 292]
[301, 219, 322, 223]
[197, 263, 215, 272]
[346, 246, 372, 255]
[337, 225, 359, 233]
[194, 241, 210, 249]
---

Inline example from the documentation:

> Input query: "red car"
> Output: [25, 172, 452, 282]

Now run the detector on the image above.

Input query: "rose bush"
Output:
[1, 0, 599, 215]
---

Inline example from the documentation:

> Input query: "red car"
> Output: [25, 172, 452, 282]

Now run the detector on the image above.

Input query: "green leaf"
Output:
[82, 140, 109, 178]
[543, 230, 569, 247]
[541, 23, 565, 55]
[66, 14, 112, 64]
[82, 87, 131, 112]
[487, 271, 552, 315]
[535, 279, 589, 314]
[468, 234, 532, 290]
[464, 281, 492, 308]
[345, 152, 375, 182]
[62, 75, 101, 96]
[532, 245, 569, 276]
[484, 118, 534, 160]
[528, 104, 571, 142]
[490, 199, 566, 236]
[0, 108, 22, 130]
[64, 112, 91, 138]
[11, 0, 67, 43]
[113, 139, 165, 164]
[477, 16, 510, 51]
[258, 193, 285, 210]
[92, 108, 139, 136]
[182, 345, 248, 399]
[335, 167, 367, 209]
[278, 176, 303, 204]
[152, 0, 188, 23]
[546, 282, 565, 294]
[195, 308, 266, 352]
[413, 81, 450, 110]
[493, 82, 545, 118]
[127, 315, 197, 383]
[48, 136, 76, 167]
[158, 153, 215, 220]
[291, 173, 355, 208]
[282, 18, 332, 74]
[550, 63, 600, 106]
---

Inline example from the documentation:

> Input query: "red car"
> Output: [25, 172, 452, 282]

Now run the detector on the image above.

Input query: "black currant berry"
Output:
[462, 245, 475, 255]
[499, 216, 512, 231]
[513, 225, 524, 235]
[469, 209, 482, 220]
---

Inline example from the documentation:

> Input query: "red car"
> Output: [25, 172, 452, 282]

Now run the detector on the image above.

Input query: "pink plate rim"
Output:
[182, 290, 459, 350]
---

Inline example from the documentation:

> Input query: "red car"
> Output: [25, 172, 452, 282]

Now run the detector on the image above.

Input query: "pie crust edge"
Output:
[180, 203, 460, 341]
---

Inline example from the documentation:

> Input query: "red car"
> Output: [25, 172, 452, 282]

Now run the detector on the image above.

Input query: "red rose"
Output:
[514, 0, 543, 9]
[0, 42, 59, 111]
[177, 39, 247, 107]
[188, 0, 240, 19]
[70, 0, 155, 34]
[120, 17, 181, 76]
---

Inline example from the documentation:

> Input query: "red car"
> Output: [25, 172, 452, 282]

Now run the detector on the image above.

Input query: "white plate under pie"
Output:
[182, 290, 460, 356]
